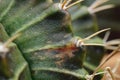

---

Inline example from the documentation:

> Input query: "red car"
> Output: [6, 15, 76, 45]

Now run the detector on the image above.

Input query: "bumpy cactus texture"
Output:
[0, 0, 120, 80]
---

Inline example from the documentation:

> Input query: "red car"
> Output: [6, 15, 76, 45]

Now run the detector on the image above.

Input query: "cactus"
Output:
[0, 0, 120, 80]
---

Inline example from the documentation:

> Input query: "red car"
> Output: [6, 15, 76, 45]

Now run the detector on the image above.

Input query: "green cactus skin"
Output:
[0, 23, 32, 80]
[0, 0, 114, 80]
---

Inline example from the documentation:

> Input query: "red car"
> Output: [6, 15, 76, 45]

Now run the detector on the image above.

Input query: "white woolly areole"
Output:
[58, 3, 67, 10]
[72, 38, 84, 47]
[0, 44, 9, 53]
[58, 3, 62, 9]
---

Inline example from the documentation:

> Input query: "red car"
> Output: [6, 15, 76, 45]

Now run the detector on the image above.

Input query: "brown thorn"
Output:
[4, 33, 21, 48]
[83, 28, 111, 41]
[65, 0, 84, 10]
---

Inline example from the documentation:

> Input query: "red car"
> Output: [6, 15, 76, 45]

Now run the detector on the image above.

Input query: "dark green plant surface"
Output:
[0, 0, 119, 80]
